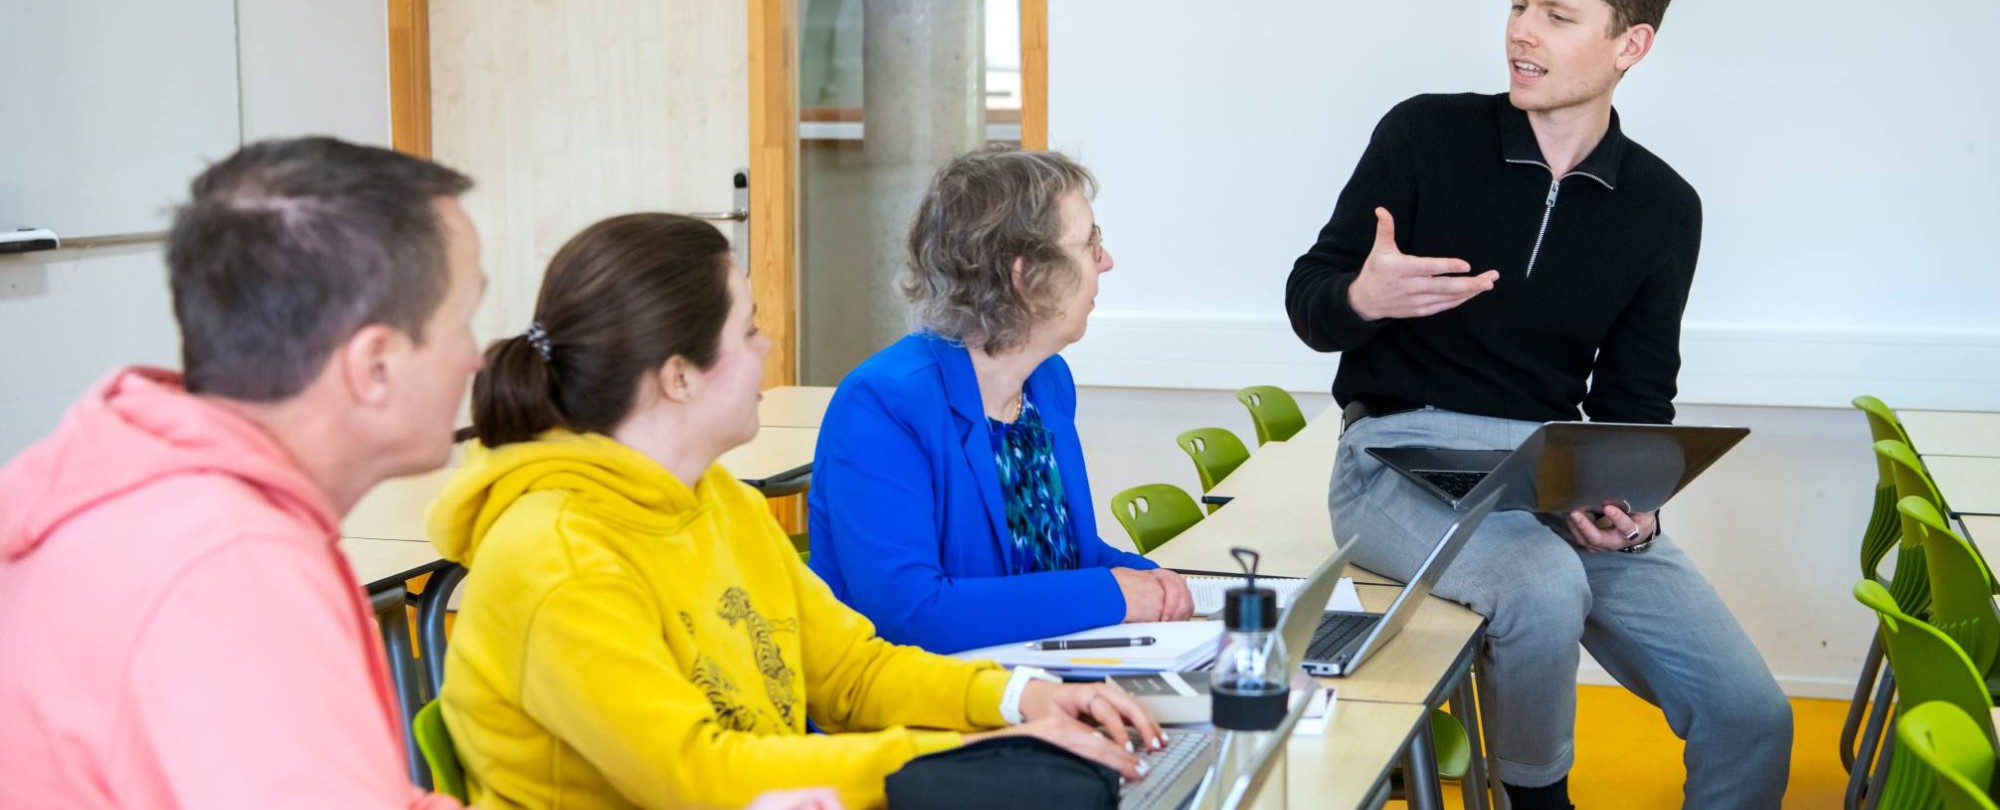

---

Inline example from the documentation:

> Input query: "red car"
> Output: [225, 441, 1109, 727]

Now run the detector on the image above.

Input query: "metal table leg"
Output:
[1453, 665, 1493, 810]
[1402, 712, 1444, 810]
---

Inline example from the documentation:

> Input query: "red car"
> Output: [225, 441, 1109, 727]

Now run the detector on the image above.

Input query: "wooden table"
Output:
[1925, 455, 2000, 516]
[1289, 401, 1347, 447]
[1900, 409, 2000, 459]
[1960, 515, 2000, 568]
[758, 385, 836, 428]
[1207, 440, 1339, 503]
[721, 426, 820, 489]
[1148, 491, 1389, 585]
[1283, 701, 1427, 809]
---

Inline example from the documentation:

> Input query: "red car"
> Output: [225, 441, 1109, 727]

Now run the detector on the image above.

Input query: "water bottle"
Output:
[1211, 547, 1289, 731]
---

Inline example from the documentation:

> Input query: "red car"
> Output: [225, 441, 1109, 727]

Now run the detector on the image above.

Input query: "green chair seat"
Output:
[1855, 580, 1998, 809]
[413, 699, 469, 804]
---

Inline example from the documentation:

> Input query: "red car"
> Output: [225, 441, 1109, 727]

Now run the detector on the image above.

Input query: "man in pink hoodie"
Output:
[0, 138, 484, 808]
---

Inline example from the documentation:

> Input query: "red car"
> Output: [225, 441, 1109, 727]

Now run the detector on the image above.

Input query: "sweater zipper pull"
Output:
[1525, 178, 1562, 278]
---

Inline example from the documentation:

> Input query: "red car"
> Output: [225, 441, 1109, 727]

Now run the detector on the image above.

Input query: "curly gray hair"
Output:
[901, 146, 1097, 353]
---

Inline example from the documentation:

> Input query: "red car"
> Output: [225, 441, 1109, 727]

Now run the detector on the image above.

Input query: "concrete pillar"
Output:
[802, 0, 984, 384]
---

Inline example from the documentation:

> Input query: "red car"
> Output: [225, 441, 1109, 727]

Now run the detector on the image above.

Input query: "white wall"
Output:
[1048, 0, 2000, 410]
[1045, 0, 1999, 697]
[0, 0, 391, 461]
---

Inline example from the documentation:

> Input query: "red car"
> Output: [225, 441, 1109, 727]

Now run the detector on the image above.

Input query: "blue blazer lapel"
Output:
[927, 336, 1017, 574]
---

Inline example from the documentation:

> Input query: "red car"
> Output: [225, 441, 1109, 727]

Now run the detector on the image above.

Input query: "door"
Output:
[427, 0, 776, 369]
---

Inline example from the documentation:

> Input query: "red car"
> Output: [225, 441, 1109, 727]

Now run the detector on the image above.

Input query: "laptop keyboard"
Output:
[1415, 469, 1487, 499]
[1305, 611, 1382, 663]
[1119, 728, 1216, 809]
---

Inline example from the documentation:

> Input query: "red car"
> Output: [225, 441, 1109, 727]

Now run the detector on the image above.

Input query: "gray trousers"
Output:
[1328, 408, 1792, 807]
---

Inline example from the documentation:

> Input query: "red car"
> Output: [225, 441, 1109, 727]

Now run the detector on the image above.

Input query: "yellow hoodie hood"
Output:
[427, 430, 697, 566]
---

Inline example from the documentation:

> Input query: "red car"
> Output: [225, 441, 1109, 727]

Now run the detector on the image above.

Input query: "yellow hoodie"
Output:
[427, 431, 1009, 810]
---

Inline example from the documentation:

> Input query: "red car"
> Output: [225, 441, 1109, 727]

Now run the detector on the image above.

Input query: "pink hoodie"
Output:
[0, 368, 460, 809]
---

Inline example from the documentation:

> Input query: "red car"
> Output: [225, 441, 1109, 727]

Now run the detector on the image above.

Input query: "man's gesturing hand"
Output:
[1347, 207, 1500, 321]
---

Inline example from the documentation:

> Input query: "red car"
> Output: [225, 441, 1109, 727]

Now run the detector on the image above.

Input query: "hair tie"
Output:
[523, 321, 553, 362]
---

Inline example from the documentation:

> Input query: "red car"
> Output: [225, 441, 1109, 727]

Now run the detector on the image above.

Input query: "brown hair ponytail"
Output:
[470, 213, 733, 447]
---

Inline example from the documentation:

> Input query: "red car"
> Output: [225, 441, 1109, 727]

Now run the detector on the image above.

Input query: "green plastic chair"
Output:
[1896, 702, 2000, 810]
[1854, 580, 1998, 810]
[1175, 427, 1250, 513]
[1109, 484, 1205, 555]
[413, 699, 469, 803]
[1235, 386, 1306, 446]
[1428, 708, 1472, 780]
[1903, 497, 2000, 685]
[1856, 397, 1915, 581]
[1878, 440, 1947, 619]
[1846, 398, 1925, 774]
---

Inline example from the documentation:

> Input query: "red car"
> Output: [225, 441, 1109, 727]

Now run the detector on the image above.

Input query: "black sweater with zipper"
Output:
[1285, 93, 1701, 426]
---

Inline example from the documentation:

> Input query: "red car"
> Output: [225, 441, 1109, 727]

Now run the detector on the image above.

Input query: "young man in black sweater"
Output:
[1286, 1, 1792, 807]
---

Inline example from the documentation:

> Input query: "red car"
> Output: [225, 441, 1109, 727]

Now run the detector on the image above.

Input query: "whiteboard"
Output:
[0, 0, 242, 239]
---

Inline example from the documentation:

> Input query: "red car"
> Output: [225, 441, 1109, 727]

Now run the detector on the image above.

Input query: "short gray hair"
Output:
[902, 146, 1097, 353]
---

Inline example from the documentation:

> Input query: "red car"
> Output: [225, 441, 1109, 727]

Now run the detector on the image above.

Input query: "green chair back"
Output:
[1428, 708, 1472, 780]
[413, 699, 469, 803]
[1897, 702, 2000, 810]
[1176, 427, 1250, 512]
[1856, 580, 1998, 810]
[1234, 386, 1306, 445]
[1855, 397, 1910, 582]
[1877, 440, 1944, 618]
[1902, 496, 2000, 679]
[1110, 484, 1205, 555]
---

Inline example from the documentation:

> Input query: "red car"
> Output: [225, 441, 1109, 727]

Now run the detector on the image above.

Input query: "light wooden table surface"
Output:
[1283, 700, 1426, 809]
[1208, 440, 1340, 502]
[1288, 402, 1347, 447]
[339, 536, 449, 593]
[1960, 515, 2000, 568]
[1147, 489, 1389, 585]
[1926, 455, 2000, 516]
[1901, 409, 2000, 459]
[720, 426, 820, 486]
[758, 385, 836, 429]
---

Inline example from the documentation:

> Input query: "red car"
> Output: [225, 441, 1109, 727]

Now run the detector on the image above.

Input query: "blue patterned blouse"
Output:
[987, 396, 1080, 574]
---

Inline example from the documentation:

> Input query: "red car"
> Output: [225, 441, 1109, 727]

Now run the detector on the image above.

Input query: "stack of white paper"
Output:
[1185, 576, 1364, 617]
[951, 620, 1225, 674]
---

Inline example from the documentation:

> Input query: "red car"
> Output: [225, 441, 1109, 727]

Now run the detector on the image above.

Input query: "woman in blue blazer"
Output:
[808, 148, 1193, 654]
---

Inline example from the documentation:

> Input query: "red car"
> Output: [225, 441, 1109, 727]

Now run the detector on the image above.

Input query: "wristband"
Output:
[999, 665, 1061, 725]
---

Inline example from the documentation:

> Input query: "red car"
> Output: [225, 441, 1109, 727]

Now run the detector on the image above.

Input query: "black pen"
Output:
[1026, 636, 1158, 651]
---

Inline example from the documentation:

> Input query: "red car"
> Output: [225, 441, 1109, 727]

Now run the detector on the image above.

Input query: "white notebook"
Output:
[1185, 575, 1364, 617]
[951, 620, 1225, 673]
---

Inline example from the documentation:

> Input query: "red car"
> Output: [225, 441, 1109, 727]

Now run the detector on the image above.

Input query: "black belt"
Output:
[1340, 395, 1424, 430]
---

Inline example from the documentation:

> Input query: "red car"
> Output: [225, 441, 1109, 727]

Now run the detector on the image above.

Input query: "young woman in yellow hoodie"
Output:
[427, 213, 1164, 810]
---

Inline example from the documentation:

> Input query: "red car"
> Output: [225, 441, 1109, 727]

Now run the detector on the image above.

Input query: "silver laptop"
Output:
[1366, 421, 1747, 514]
[1285, 490, 1499, 677]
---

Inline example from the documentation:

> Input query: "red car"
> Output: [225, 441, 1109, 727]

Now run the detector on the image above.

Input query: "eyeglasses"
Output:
[1062, 225, 1106, 263]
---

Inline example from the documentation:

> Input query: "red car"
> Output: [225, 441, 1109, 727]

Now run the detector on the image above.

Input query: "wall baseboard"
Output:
[1580, 665, 1856, 702]
[1065, 311, 2000, 411]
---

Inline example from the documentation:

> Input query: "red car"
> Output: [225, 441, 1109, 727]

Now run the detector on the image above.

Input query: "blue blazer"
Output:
[808, 333, 1157, 653]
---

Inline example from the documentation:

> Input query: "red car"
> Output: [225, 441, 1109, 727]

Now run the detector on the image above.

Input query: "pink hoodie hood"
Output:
[0, 367, 335, 562]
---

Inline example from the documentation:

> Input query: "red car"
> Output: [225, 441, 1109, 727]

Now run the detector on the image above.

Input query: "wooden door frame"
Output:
[1021, 0, 1048, 150]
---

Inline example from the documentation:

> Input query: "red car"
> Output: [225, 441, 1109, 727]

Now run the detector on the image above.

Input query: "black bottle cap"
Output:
[1223, 547, 1278, 631]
